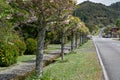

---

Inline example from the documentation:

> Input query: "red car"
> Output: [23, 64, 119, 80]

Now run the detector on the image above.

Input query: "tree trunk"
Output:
[80, 34, 83, 45]
[79, 33, 81, 45]
[36, 27, 46, 75]
[83, 35, 85, 44]
[71, 31, 74, 51]
[85, 34, 87, 42]
[119, 33, 120, 40]
[75, 32, 78, 48]
[84, 35, 86, 43]
[61, 32, 65, 60]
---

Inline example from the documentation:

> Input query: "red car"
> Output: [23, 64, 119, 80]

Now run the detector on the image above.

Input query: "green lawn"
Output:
[45, 44, 61, 51]
[17, 55, 36, 62]
[45, 41, 72, 51]
[26, 40, 102, 80]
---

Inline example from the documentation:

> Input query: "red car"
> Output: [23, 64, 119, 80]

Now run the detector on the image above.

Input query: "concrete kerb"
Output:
[92, 38, 109, 80]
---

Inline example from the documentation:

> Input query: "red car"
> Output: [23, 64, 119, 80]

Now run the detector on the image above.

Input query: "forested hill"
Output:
[74, 1, 120, 28]
[110, 2, 120, 12]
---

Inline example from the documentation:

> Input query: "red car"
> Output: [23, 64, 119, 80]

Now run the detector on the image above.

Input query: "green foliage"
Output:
[44, 31, 58, 48]
[103, 27, 112, 37]
[0, 42, 18, 67]
[14, 23, 38, 40]
[14, 39, 26, 56]
[46, 31, 57, 43]
[116, 19, 120, 28]
[0, 16, 20, 66]
[25, 38, 37, 55]
[0, 0, 13, 18]
[86, 24, 99, 33]
[46, 30, 62, 44]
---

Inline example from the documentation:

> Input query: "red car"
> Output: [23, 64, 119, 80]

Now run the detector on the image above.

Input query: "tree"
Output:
[69, 16, 81, 49]
[54, 0, 76, 61]
[8, 0, 76, 75]
[75, 21, 90, 45]
[116, 19, 120, 28]
[116, 19, 120, 39]
[60, 18, 73, 60]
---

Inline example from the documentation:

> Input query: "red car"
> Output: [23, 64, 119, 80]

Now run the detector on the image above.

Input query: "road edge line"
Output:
[92, 38, 110, 80]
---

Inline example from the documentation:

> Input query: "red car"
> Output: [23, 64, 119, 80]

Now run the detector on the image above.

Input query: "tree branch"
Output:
[46, 13, 69, 23]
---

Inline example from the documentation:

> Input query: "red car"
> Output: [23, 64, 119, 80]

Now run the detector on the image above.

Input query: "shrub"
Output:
[25, 38, 37, 55]
[0, 42, 19, 67]
[14, 39, 26, 56]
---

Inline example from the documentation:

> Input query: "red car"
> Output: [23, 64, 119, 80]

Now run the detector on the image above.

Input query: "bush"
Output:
[0, 42, 19, 67]
[14, 39, 26, 56]
[25, 38, 37, 55]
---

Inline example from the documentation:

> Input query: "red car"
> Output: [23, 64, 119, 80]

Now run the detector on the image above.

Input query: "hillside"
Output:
[110, 2, 120, 12]
[74, 1, 120, 31]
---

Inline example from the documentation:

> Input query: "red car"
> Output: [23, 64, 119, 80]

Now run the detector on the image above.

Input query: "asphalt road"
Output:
[93, 36, 120, 80]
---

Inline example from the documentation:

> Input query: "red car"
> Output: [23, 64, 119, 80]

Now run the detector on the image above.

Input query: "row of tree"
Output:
[0, 0, 90, 76]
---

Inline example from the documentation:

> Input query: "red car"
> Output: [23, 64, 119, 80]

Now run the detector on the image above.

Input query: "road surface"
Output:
[93, 36, 120, 80]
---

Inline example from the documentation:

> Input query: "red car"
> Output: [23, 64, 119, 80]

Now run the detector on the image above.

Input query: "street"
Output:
[93, 37, 120, 80]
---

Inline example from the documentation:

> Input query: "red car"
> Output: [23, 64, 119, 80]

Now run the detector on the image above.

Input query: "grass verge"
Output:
[26, 40, 102, 80]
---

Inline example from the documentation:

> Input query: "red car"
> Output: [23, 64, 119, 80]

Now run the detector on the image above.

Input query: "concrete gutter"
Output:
[0, 48, 71, 80]
[92, 38, 110, 80]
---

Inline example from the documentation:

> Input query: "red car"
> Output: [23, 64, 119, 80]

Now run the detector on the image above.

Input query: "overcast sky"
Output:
[77, 0, 120, 5]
